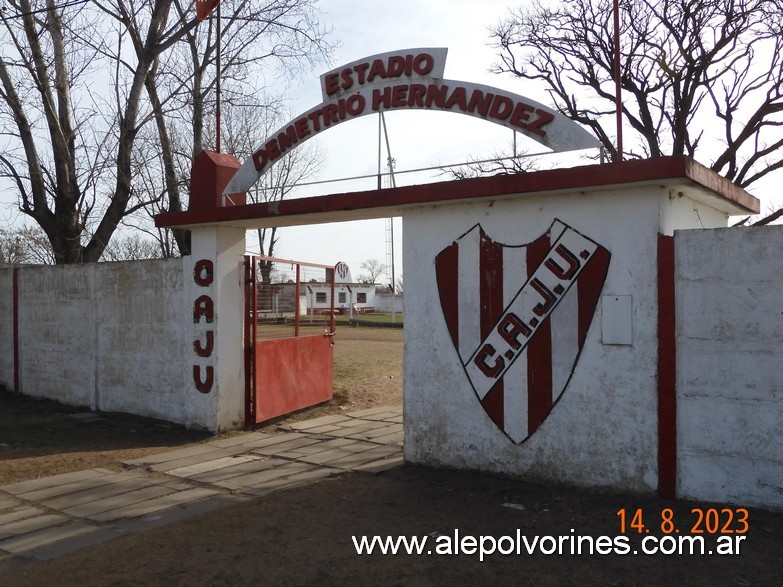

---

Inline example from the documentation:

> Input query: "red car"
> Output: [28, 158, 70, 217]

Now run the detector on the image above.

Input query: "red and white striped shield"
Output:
[435, 219, 610, 444]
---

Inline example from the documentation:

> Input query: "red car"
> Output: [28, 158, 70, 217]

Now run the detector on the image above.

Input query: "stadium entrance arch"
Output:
[155, 48, 758, 501]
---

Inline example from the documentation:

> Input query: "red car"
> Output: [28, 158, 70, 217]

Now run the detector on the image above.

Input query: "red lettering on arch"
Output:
[528, 109, 554, 137]
[445, 86, 467, 111]
[509, 102, 534, 130]
[413, 53, 435, 75]
[489, 95, 514, 120]
[324, 72, 339, 95]
[367, 58, 387, 82]
[408, 84, 426, 107]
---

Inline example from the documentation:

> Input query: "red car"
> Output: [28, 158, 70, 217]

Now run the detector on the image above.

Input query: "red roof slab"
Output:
[155, 156, 759, 230]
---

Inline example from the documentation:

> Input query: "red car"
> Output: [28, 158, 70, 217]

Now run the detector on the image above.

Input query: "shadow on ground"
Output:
[2, 465, 782, 585]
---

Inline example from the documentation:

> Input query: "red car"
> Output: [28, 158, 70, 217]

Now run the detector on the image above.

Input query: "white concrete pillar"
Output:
[188, 225, 246, 431]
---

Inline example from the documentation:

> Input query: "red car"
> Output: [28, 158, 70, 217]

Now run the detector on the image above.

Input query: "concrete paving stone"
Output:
[205, 431, 281, 448]
[185, 456, 279, 484]
[0, 496, 21, 511]
[271, 437, 356, 458]
[287, 414, 352, 430]
[238, 468, 340, 496]
[214, 460, 317, 491]
[120, 495, 249, 535]
[331, 417, 384, 429]
[233, 432, 327, 450]
[0, 469, 112, 496]
[64, 484, 180, 518]
[148, 446, 251, 473]
[324, 422, 389, 438]
[87, 488, 219, 523]
[16, 470, 145, 503]
[334, 440, 387, 454]
[352, 413, 402, 423]
[42, 475, 155, 510]
[160, 479, 194, 492]
[0, 521, 98, 555]
[251, 436, 327, 456]
[346, 406, 399, 418]
[0, 506, 47, 526]
[295, 445, 376, 465]
[121, 443, 222, 467]
[166, 454, 262, 478]
[324, 445, 402, 470]
[372, 431, 405, 446]
[208, 432, 310, 453]
[346, 424, 403, 441]
[356, 424, 402, 440]
[0, 514, 68, 540]
[372, 411, 405, 422]
[353, 454, 405, 475]
[296, 424, 345, 434]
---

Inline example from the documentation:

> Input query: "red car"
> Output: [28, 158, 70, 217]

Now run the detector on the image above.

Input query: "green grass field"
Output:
[333, 312, 404, 325]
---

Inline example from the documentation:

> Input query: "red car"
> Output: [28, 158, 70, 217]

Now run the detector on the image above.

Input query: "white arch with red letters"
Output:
[223, 48, 599, 196]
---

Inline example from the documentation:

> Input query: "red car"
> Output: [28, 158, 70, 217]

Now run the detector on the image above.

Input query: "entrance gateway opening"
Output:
[156, 48, 759, 502]
[157, 47, 600, 427]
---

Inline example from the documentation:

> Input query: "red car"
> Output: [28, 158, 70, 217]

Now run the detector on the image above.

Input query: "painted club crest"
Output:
[435, 219, 611, 444]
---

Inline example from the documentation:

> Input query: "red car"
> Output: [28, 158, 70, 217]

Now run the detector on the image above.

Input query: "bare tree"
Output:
[0, 0, 332, 263]
[0, 225, 56, 265]
[359, 259, 387, 284]
[440, 146, 540, 179]
[101, 233, 163, 261]
[151, 0, 332, 255]
[221, 102, 324, 288]
[0, 228, 26, 265]
[491, 0, 783, 222]
[0, 0, 202, 263]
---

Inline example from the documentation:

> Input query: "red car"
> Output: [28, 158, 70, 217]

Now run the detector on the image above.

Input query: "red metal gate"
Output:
[244, 255, 336, 425]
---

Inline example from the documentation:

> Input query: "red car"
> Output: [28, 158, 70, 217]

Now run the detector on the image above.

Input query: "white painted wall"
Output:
[675, 225, 783, 509]
[0, 256, 246, 431]
[375, 293, 404, 313]
[2, 181, 780, 510]
[402, 185, 732, 494]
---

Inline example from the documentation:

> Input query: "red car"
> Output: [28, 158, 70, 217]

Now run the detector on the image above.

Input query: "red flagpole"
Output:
[613, 0, 623, 162]
[215, 1, 221, 153]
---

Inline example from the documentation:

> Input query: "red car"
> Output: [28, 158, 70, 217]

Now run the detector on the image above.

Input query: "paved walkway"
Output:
[0, 406, 403, 572]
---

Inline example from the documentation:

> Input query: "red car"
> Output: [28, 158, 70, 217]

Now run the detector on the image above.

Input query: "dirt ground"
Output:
[0, 326, 403, 486]
[2, 326, 783, 585]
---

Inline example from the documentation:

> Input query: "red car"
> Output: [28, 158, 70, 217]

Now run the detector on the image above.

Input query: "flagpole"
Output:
[215, 1, 222, 153]
[613, 0, 623, 162]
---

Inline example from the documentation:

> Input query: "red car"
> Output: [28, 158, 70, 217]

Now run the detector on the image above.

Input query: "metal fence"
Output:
[245, 255, 336, 340]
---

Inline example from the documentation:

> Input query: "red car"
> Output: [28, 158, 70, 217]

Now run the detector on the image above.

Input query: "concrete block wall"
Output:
[374, 293, 404, 313]
[0, 259, 212, 429]
[675, 225, 783, 509]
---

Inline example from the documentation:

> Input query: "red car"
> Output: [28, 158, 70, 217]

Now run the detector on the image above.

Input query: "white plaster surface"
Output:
[402, 185, 731, 494]
[188, 226, 246, 431]
[675, 225, 783, 509]
[0, 254, 245, 431]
